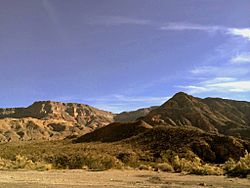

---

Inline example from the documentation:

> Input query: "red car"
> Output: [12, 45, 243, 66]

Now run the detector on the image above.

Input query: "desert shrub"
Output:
[48, 154, 85, 169]
[47, 153, 121, 170]
[224, 151, 250, 178]
[138, 164, 151, 170]
[155, 162, 174, 172]
[223, 158, 236, 172]
[85, 154, 119, 170]
[0, 157, 13, 169]
[0, 155, 51, 170]
[116, 152, 139, 167]
[172, 156, 223, 175]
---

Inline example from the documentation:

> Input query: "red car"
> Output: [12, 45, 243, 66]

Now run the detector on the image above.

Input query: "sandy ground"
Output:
[0, 170, 249, 188]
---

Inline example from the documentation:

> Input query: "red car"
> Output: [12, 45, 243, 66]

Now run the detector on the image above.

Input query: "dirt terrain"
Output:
[0, 170, 249, 188]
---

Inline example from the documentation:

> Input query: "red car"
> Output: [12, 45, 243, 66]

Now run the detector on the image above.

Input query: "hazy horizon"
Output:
[1, 0, 250, 112]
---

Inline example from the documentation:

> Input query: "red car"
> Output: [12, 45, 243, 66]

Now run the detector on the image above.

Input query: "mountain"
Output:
[0, 101, 156, 142]
[0, 101, 114, 141]
[75, 92, 250, 162]
[114, 106, 157, 122]
[1, 93, 250, 169]
[1, 92, 250, 142]
[143, 92, 250, 140]
[0, 101, 114, 126]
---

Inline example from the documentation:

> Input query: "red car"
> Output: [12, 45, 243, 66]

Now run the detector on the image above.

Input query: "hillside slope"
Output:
[124, 126, 250, 163]
[114, 106, 157, 122]
[75, 121, 250, 163]
[75, 120, 152, 143]
[143, 92, 250, 140]
[0, 101, 114, 126]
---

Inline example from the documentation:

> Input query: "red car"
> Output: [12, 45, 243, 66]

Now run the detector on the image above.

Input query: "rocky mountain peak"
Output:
[161, 92, 201, 109]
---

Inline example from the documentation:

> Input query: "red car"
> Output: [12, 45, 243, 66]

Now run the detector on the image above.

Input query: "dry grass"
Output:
[155, 162, 174, 172]
[224, 151, 250, 178]
[46, 153, 122, 170]
[0, 140, 139, 171]
[170, 156, 223, 175]
[0, 155, 51, 170]
[0, 138, 248, 177]
[136, 155, 223, 175]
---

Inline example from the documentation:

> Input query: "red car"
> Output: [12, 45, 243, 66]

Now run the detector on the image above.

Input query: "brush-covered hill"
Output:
[74, 120, 152, 143]
[0, 101, 114, 141]
[75, 120, 250, 163]
[143, 92, 250, 140]
[125, 126, 250, 163]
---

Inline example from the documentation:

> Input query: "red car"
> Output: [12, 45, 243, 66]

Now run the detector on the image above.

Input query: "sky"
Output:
[0, 0, 250, 112]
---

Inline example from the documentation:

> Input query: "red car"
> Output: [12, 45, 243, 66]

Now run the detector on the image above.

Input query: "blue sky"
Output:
[0, 0, 250, 112]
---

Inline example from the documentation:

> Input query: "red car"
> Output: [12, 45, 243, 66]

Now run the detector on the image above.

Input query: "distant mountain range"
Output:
[0, 100, 153, 141]
[0, 92, 250, 142]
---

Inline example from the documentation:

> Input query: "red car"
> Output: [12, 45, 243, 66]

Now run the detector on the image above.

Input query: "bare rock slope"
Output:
[0, 101, 114, 141]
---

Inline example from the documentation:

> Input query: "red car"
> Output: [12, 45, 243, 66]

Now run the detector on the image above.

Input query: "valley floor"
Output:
[0, 170, 249, 188]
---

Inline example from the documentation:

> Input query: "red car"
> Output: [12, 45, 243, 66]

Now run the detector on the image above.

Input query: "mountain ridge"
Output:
[0, 101, 114, 142]
[143, 92, 250, 140]
[1, 92, 250, 142]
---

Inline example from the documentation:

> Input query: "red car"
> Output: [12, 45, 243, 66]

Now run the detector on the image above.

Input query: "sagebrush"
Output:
[224, 151, 250, 178]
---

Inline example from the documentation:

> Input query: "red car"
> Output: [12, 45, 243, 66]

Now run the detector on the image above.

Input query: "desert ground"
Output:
[0, 170, 249, 188]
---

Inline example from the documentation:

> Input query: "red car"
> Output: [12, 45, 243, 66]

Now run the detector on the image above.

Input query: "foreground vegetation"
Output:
[0, 140, 249, 178]
[224, 151, 250, 178]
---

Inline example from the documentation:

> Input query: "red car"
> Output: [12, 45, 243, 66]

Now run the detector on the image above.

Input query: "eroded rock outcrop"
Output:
[0, 101, 114, 142]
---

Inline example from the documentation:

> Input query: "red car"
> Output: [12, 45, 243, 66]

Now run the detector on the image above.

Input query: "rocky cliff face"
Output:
[0, 101, 114, 127]
[0, 101, 114, 142]
[143, 92, 250, 140]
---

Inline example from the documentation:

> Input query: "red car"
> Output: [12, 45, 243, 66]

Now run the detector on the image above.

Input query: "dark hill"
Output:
[75, 121, 250, 163]
[74, 120, 152, 143]
[124, 126, 250, 163]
